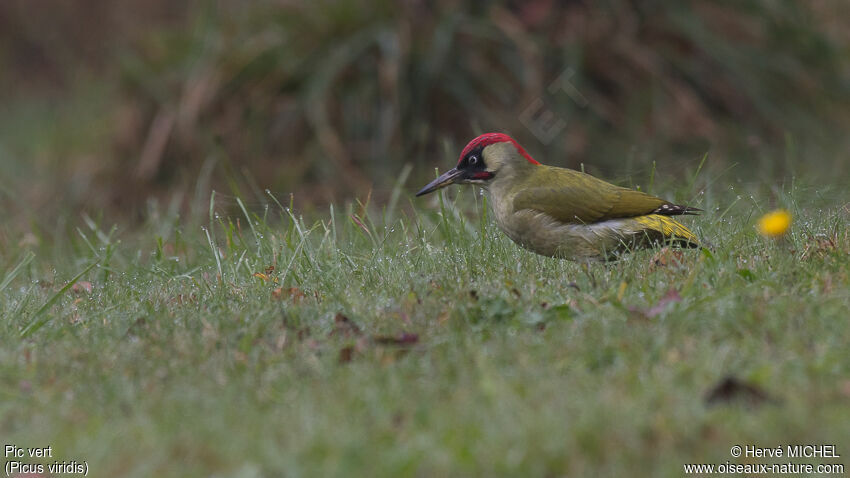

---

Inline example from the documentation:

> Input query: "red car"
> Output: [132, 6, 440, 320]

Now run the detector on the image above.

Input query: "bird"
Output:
[416, 133, 701, 261]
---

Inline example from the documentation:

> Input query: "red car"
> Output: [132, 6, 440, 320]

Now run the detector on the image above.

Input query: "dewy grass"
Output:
[1, 180, 849, 476]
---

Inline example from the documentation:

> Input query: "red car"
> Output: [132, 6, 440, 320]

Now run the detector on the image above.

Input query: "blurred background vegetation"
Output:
[1, 0, 848, 229]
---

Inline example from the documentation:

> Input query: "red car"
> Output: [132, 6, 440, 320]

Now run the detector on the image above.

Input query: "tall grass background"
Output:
[1, 0, 848, 233]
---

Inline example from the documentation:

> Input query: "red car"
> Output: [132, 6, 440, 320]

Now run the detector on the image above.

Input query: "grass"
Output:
[1, 177, 849, 477]
[6, 1, 850, 215]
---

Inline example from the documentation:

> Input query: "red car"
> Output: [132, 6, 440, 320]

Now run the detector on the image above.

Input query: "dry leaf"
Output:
[272, 287, 305, 302]
[628, 288, 682, 321]
[705, 376, 775, 407]
[330, 313, 362, 338]
[373, 333, 419, 346]
[646, 289, 682, 318]
[71, 281, 93, 294]
[649, 247, 686, 272]
[339, 346, 355, 363]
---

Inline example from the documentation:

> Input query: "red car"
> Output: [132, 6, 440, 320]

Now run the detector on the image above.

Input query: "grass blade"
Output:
[20, 261, 98, 338]
[1, 252, 35, 292]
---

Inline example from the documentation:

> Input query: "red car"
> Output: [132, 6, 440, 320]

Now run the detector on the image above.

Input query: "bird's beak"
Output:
[415, 168, 463, 197]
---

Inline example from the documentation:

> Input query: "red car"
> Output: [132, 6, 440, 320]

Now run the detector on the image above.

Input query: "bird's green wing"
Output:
[511, 167, 671, 224]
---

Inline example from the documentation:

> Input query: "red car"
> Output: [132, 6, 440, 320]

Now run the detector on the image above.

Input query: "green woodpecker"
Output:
[416, 133, 700, 261]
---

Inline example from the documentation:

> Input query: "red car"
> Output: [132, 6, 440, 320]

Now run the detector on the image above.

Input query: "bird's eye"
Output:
[468, 155, 479, 166]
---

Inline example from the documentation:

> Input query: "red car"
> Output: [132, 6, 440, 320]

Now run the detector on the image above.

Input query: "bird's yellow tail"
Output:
[634, 214, 699, 245]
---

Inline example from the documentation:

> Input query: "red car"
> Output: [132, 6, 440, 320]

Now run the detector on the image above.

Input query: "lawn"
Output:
[2, 178, 849, 477]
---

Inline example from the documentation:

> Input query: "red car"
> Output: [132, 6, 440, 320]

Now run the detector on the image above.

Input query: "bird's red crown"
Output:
[458, 133, 541, 166]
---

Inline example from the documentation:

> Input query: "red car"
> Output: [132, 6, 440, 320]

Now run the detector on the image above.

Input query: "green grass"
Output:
[1, 179, 849, 477]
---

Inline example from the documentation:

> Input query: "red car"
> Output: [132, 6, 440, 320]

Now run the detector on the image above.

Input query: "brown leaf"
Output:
[649, 247, 685, 272]
[272, 287, 305, 303]
[338, 346, 355, 363]
[373, 333, 419, 346]
[645, 289, 682, 318]
[330, 313, 362, 338]
[627, 288, 682, 322]
[71, 281, 93, 294]
[705, 376, 776, 407]
[252, 272, 278, 283]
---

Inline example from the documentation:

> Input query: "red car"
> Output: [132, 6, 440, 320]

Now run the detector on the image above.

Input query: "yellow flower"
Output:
[757, 209, 792, 237]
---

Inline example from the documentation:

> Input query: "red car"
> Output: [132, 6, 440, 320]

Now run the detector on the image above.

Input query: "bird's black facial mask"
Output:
[416, 147, 494, 196]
